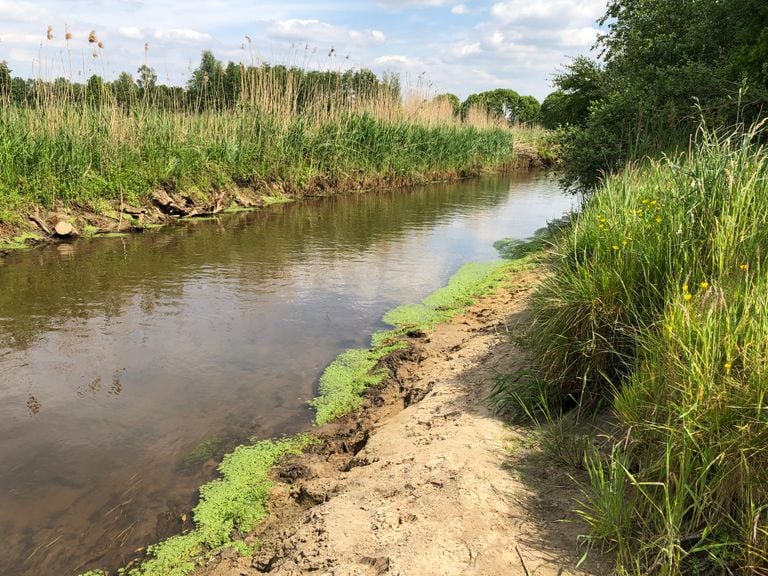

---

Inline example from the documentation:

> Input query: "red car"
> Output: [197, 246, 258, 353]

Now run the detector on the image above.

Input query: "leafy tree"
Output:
[188, 51, 225, 109]
[554, 0, 768, 192]
[137, 64, 157, 93]
[434, 93, 460, 116]
[0, 61, 11, 102]
[112, 72, 137, 108]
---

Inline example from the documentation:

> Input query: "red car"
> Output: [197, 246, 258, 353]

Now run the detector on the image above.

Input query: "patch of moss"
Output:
[312, 258, 538, 427]
[383, 260, 521, 330]
[0, 232, 43, 251]
[88, 435, 314, 576]
[310, 349, 389, 425]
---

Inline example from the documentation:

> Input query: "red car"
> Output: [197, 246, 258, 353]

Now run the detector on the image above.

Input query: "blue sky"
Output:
[0, 0, 608, 101]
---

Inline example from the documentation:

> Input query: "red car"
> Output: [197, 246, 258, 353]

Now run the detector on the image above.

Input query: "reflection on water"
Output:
[0, 173, 572, 575]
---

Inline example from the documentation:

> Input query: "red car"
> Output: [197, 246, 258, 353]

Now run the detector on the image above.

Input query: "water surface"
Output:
[0, 174, 572, 575]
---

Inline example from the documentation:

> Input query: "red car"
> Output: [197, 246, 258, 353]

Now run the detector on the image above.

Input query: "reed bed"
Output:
[501, 123, 768, 574]
[0, 65, 531, 219]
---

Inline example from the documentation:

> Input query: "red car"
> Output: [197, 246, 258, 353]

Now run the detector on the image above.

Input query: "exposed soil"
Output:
[194, 271, 613, 576]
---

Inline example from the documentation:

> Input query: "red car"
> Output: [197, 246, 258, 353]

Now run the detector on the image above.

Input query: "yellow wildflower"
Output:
[724, 362, 732, 373]
[612, 245, 620, 251]
[655, 217, 662, 223]
[699, 281, 709, 289]
[683, 284, 689, 292]
[740, 263, 749, 271]
[684, 293, 692, 301]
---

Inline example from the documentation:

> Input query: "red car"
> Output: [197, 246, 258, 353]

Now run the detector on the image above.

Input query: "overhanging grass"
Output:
[502, 122, 768, 574]
[0, 104, 524, 217]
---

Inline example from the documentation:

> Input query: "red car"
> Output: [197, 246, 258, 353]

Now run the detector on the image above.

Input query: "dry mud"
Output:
[197, 271, 612, 576]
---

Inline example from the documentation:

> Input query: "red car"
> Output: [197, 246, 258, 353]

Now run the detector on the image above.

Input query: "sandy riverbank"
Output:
[192, 269, 612, 576]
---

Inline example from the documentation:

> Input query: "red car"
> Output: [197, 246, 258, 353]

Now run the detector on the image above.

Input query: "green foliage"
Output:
[461, 89, 540, 124]
[313, 258, 534, 426]
[122, 435, 313, 576]
[383, 261, 516, 330]
[311, 349, 390, 425]
[553, 0, 768, 192]
[516, 125, 768, 573]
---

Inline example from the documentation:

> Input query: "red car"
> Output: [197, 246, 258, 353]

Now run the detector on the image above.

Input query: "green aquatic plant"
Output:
[110, 435, 313, 576]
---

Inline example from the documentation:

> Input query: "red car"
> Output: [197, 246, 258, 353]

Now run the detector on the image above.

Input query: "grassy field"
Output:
[495, 123, 768, 574]
[0, 75, 545, 229]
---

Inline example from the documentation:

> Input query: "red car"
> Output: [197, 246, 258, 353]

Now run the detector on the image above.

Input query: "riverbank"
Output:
[0, 140, 547, 255]
[0, 98, 552, 255]
[100, 258, 612, 576]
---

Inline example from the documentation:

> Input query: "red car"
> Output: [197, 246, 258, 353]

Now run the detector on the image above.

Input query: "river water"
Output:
[0, 174, 571, 575]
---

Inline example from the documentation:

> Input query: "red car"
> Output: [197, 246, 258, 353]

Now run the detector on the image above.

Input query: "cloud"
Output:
[451, 4, 469, 14]
[490, 0, 605, 27]
[119, 27, 143, 40]
[376, 0, 452, 6]
[153, 28, 211, 43]
[449, 42, 481, 58]
[375, 55, 424, 67]
[559, 26, 599, 47]
[270, 19, 385, 45]
[0, 0, 47, 22]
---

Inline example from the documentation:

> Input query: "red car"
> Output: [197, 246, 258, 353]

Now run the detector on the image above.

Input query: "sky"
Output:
[0, 0, 608, 101]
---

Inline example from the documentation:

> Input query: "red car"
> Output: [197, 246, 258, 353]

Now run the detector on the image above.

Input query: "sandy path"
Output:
[201, 272, 611, 576]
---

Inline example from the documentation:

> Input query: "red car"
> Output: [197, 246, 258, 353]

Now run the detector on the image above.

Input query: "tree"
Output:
[433, 93, 460, 116]
[0, 61, 11, 103]
[188, 51, 225, 109]
[113, 72, 137, 108]
[86, 74, 107, 106]
[461, 89, 539, 124]
[137, 64, 157, 92]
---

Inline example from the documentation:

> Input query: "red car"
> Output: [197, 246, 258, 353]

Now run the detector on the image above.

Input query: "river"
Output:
[0, 173, 571, 575]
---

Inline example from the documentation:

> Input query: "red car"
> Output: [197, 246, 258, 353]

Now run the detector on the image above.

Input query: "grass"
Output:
[493, 121, 768, 574]
[0, 86, 538, 223]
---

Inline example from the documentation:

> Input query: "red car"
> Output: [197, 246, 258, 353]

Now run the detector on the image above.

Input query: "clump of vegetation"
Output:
[0, 47, 546, 223]
[313, 257, 538, 426]
[383, 260, 525, 330]
[540, 0, 768, 192]
[496, 124, 768, 574]
[311, 348, 394, 426]
[110, 435, 313, 576]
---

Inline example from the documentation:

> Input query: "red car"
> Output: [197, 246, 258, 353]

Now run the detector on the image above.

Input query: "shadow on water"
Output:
[0, 172, 572, 575]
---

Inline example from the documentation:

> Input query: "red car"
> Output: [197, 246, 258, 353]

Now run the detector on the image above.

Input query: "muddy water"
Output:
[0, 174, 571, 575]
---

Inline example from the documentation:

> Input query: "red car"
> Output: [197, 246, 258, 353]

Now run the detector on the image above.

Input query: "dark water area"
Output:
[0, 174, 572, 575]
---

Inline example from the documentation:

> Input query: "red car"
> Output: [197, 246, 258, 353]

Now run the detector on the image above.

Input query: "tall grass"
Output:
[518, 122, 768, 574]
[0, 67, 531, 216]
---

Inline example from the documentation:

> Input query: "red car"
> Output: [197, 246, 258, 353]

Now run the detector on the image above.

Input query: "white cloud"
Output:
[0, 0, 47, 22]
[450, 42, 481, 57]
[153, 28, 211, 42]
[377, 0, 452, 6]
[375, 55, 423, 67]
[119, 27, 143, 40]
[270, 19, 385, 45]
[559, 26, 599, 47]
[490, 0, 604, 27]
[451, 4, 469, 14]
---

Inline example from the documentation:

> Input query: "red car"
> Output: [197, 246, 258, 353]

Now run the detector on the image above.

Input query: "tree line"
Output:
[0, 51, 541, 126]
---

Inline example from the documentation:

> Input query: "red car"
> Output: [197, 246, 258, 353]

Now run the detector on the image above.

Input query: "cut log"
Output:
[54, 221, 74, 237]
[29, 213, 52, 236]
